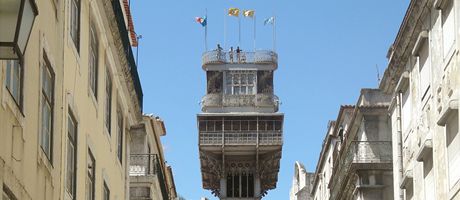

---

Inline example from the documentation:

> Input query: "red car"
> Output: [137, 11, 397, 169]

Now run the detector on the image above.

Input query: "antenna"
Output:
[375, 64, 381, 86]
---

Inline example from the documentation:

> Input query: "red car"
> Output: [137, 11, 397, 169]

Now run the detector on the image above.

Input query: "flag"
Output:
[243, 10, 255, 18]
[264, 17, 275, 25]
[228, 8, 240, 17]
[195, 16, 207, 27]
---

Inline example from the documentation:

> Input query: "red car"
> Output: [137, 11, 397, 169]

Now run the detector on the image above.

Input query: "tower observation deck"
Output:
[198, 48, 284, 199]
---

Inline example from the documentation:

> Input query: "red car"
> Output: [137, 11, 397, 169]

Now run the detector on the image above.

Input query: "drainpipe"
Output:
[395, 91, 404, 200]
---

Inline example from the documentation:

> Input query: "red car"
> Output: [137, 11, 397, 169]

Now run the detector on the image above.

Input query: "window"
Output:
[117, 106, 123, 163]
[442, 0, 455, 58]
[70, 0, 80, 51]
[226, 172, 254, 198]
[105, 69, 112, 134]
[87, 149, 96, 200]
[3, 185, 16, 200]
[66, 111, 78, 199]
[418, 40, 430, 100]
[40, 57, 55, 161]
[89, 23, 98, 98]
[423, 154, 435, 199]
[402, 88, 412, 132]
[5, 60, 22, 107]
[446, 112, 460, 188]
[103, 182, 110, 200]
[225, 70, 256, 95]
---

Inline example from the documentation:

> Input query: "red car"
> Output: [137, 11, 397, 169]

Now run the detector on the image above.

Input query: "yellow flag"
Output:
[243, 10, 255, 18]
[228, 8, 240, 17]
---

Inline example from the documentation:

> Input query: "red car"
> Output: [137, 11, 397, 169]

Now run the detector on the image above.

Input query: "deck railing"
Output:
[201, 94, 280, 111]
[129, 154, 169, 199]
[199, 131, 282, 145]
[129, 154, 160, 176]
[329, 141, 392, 199]
[202, 50, 278, 66]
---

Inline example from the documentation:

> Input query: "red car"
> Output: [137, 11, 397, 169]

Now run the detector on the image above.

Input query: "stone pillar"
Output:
[220, 178, 227, 198]
[254, 176, 261, 198]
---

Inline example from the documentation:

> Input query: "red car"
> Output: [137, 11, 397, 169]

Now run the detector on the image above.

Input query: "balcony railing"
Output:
[129, 154, 169, 200]
[129, 154, 160, 176]
[201, 94, 280, 111]
[329, 141, 392, 200]
[202, 50, 278, 66]
[199, 131, 282, 145]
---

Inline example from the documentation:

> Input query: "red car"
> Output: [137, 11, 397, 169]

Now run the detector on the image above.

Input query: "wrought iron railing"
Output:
[129, 154, 160, 176]
[329, 141, 392, 199]
[202, 50, 278, 66]
[111, 0, 143, 111]
[129, 154, 168, 199]
[199, 131, 282, 145]
[201, 94, 280, 111]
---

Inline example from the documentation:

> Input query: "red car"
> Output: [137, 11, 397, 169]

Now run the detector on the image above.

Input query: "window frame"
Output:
[89, 22, 99, 99]
[40, 55, 55, 163]
[417, 39, 431, 102]
[441, 0, 455, 59]
[117, 106, 123, 163]
[446, 111, 460, 189]
[66, 109, 78, 199]
[224, 70, 257, 95]
[4, 59, 24, 111]
[105, 68, 113, 134]
[87, 149, 96, 200]
[103, 181, 110, 200]
[70, 0, 81, 52]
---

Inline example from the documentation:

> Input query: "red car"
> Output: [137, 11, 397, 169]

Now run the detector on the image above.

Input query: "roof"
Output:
[122, 0, 138, 46]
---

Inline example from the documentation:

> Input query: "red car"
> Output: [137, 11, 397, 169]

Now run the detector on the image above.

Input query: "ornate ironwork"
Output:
[202, 50, 278, 66]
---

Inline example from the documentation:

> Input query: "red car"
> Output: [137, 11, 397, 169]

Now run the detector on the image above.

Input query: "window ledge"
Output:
[37, 148, 54, 180]
[437, 99, 458, 126]
[400, 169, 413, 189]
[416, 134, 433, 162]
[412, 31, 429, 56]
[434, 0, 448, 9]
[2, 88, 25, 125]
[395, 72, 410, 93]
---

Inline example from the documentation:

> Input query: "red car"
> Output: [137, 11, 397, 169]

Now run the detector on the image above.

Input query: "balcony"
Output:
[329, 141, 392, 199]
[129, 154, 168, 200]
[202, 50, 278, 66]
[129, 154, 160, 176]
[199, 131, 282, 145]
[201, 93, 280, 112]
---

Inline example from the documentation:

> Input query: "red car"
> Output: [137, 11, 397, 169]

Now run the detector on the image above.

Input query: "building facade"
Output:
[197, 49, 283, 199]
[309, 90, 394, 200]
[380, 0, 460, 199]
[290, 161, 314, 200]
[305, 0, 460, 200]
[0, 0, 175, 200]
[129, 115, 178, 200]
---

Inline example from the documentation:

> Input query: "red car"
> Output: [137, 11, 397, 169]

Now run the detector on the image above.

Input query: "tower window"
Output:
[225, 70, 256, 95]
[226, 172, 254, 198]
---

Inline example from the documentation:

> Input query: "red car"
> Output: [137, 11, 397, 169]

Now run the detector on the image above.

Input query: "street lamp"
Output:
[0, 0, 38, 60]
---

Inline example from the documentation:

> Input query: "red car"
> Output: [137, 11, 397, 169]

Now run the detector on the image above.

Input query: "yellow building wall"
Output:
[1, 0, 141, 200]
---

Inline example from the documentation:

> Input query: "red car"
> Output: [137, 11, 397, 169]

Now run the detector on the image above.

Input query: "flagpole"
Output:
[273, 16, 276, 51]
[253, 15, 256, 51]
[205, 8, 208, 51]
[224, 9, 227, 50]
[238, 14, 241, 47]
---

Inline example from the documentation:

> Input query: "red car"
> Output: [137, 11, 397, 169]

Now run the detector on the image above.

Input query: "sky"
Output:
[131, 1, 410, 199]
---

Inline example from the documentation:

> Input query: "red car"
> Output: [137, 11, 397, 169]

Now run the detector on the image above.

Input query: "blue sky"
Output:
[131, 1, 409, 199]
